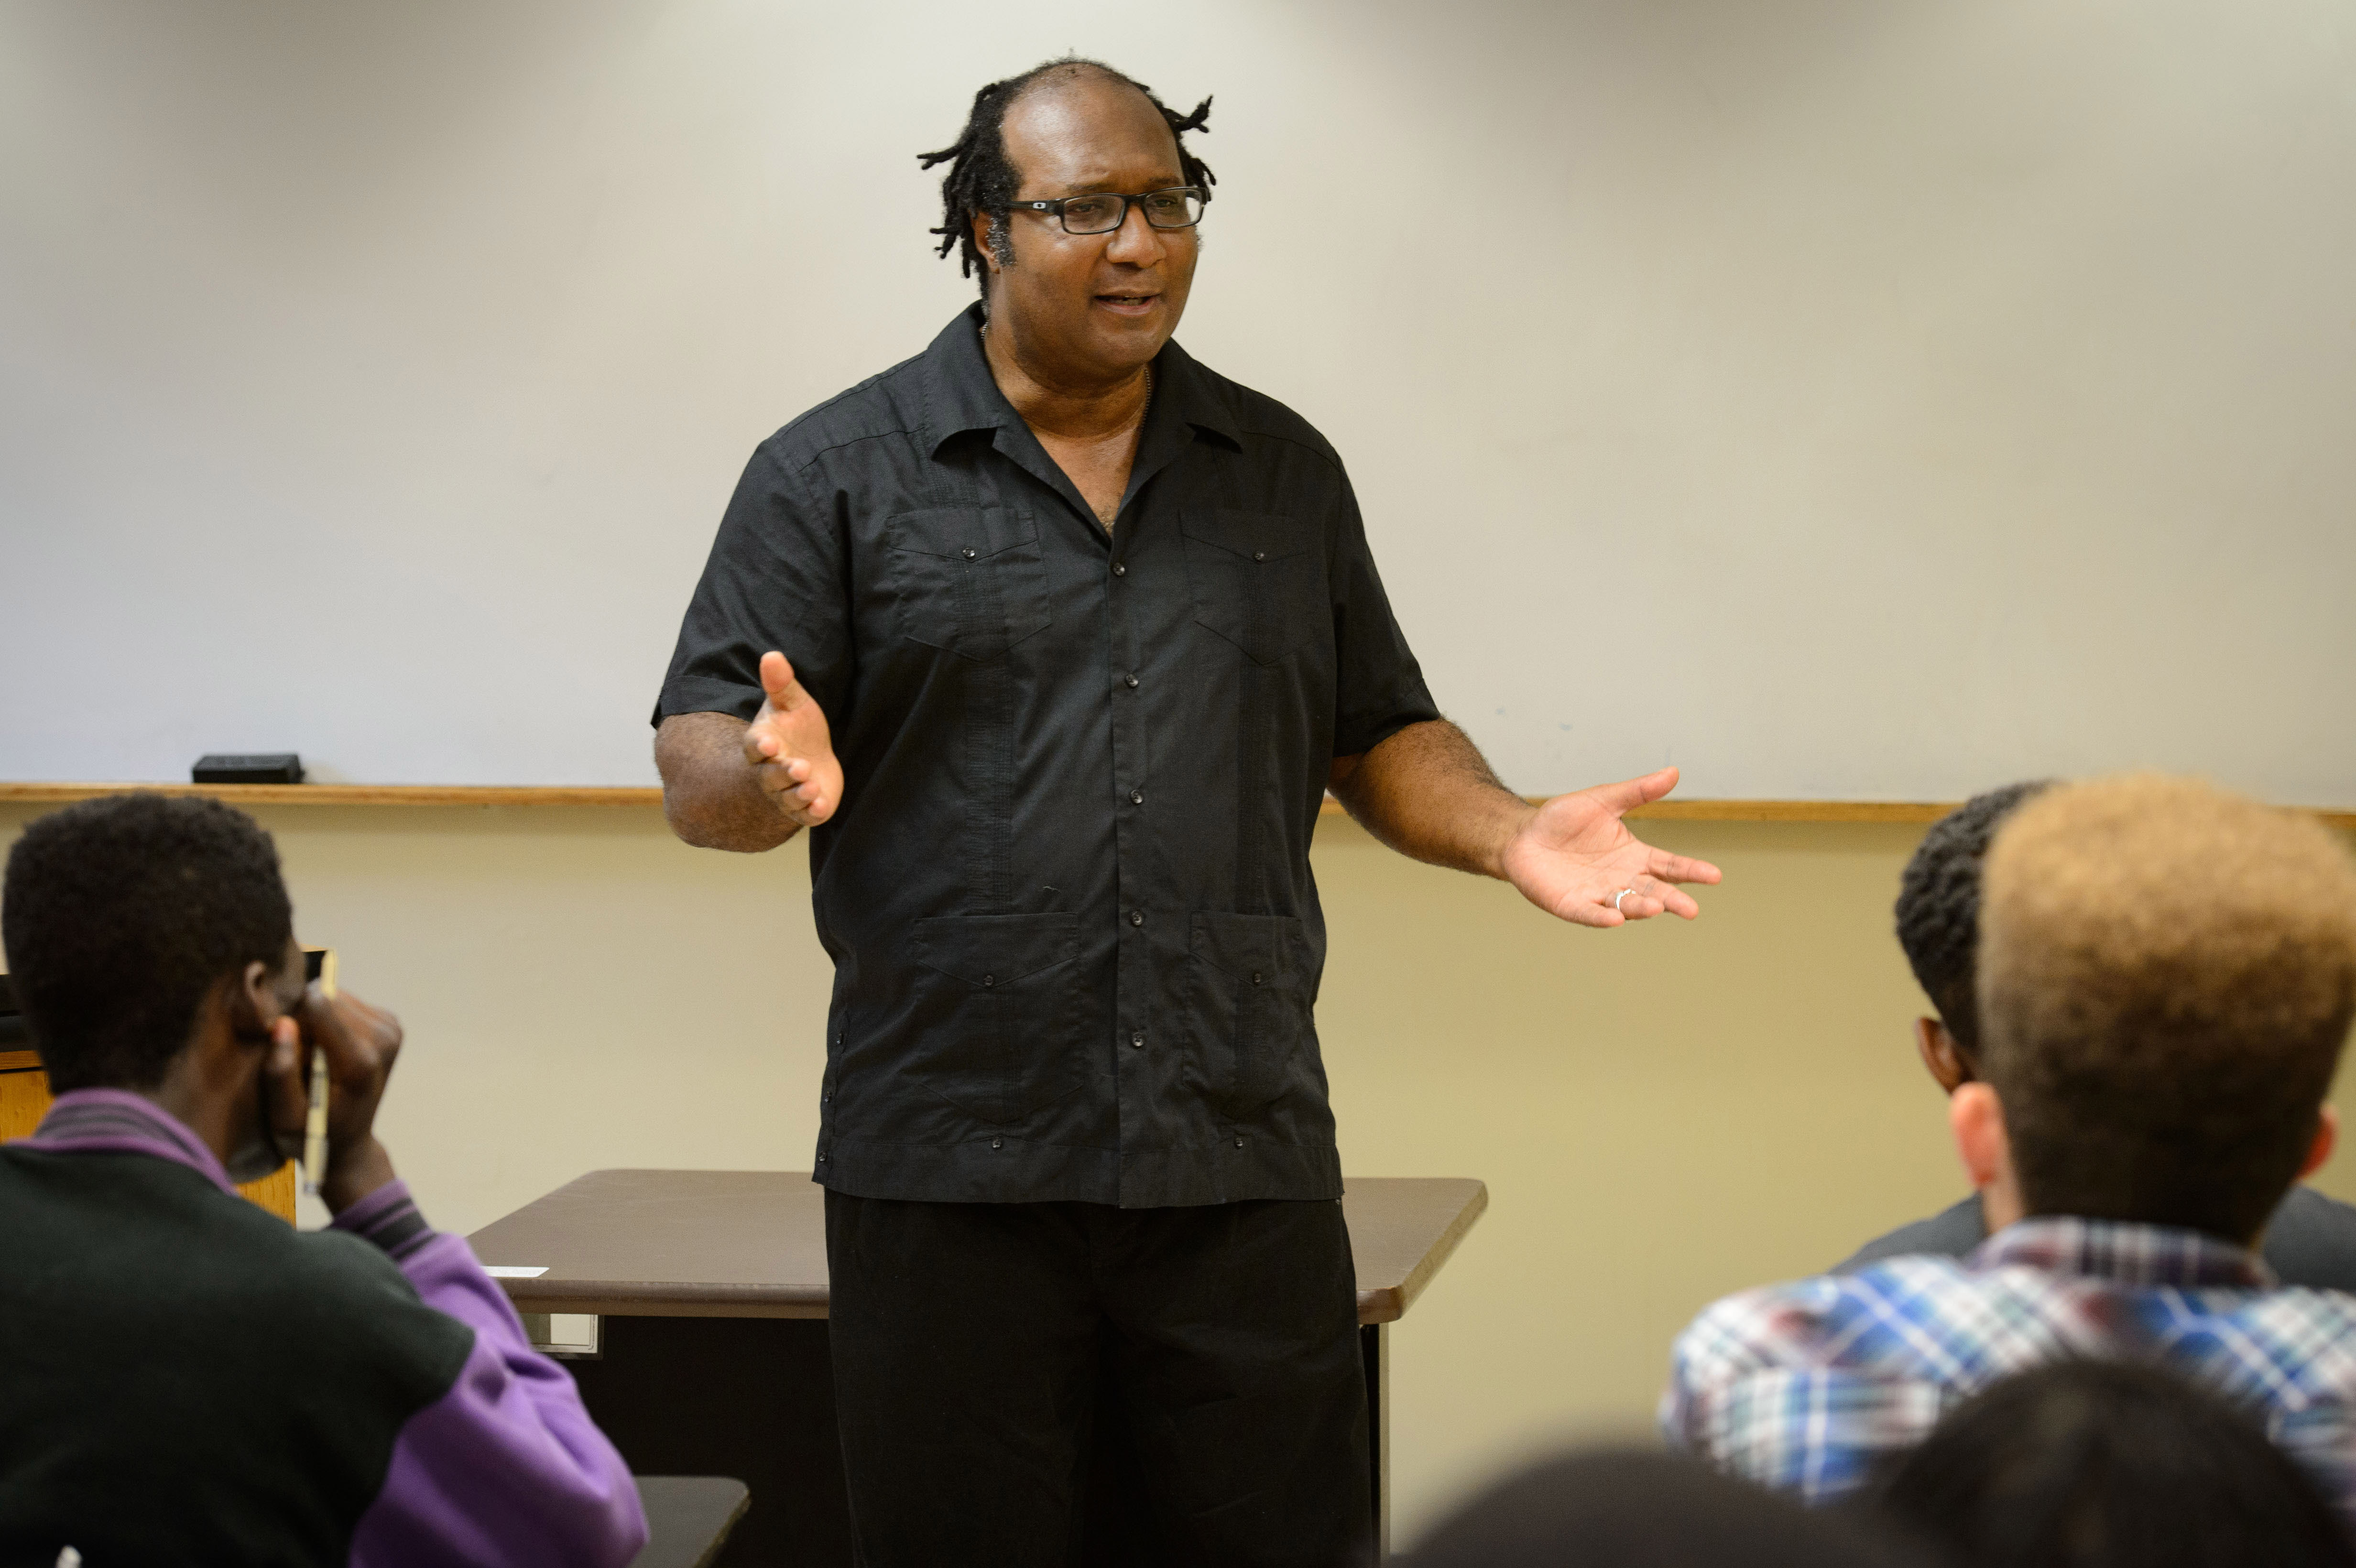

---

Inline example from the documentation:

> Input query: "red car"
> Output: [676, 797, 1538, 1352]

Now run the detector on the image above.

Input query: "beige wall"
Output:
[7, 800, 2354, 1542]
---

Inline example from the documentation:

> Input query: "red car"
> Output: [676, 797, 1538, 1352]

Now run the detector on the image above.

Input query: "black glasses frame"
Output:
[1011, 186, 1208, 237]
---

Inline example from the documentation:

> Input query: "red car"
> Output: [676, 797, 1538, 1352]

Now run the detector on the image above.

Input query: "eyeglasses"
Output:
[1012, 186, 1207, 237]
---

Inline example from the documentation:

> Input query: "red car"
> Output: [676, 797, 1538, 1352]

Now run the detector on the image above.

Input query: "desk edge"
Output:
[1358, 1180, 1489, 1326]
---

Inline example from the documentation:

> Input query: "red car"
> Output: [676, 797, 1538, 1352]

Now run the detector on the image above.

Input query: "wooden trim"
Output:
[0, 1050, 41, 1073]
[1326, 797, 2356, 830]
[1621, 799, 1952, 823]
[5, 783, 2350, 830]
[0, 783, 664, 807]
[500, 1285, 832, 1320]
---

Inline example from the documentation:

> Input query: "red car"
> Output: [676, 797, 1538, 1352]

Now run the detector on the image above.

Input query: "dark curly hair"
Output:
[2, 792, 294, 1090]
[918, 57, 1214, 298]
[1894, 780, 2054, 1058]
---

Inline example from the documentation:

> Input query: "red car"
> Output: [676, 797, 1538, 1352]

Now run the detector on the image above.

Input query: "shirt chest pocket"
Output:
[884, 506, 1053, 661]
[1180, 508, 1330, 666]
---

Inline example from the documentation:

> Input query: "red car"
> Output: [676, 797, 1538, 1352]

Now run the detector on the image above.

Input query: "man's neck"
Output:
[141, 1021, 246, 1171]
[981, 314, 1154, 442]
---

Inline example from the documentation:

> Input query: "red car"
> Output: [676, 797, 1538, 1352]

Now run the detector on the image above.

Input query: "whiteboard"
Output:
[5, 0, 2353, 803]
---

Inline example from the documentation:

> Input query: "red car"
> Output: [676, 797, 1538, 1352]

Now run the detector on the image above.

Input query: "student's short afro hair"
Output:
[2, 792, 293, 1091]
[1894, 781, 2054, 1056]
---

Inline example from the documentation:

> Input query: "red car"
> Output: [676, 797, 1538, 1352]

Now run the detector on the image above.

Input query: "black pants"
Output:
[825, 1191, 1373, 1568]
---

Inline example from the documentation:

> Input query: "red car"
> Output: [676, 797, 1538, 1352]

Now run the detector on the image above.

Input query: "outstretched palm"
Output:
[743, 651, 845, 827]
[1499, 767, 1723, 928]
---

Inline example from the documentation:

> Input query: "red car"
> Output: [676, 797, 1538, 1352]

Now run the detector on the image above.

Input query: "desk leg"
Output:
[565, 1315, 853, 1568]
[1362, 1323, 1389, 1563]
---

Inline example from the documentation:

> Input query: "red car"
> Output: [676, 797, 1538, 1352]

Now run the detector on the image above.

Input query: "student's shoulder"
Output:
[216, 1218, 476, 1374]
[1831, 1195, 1985, 1274]
[2204, 1283, 2356, 1411]
[1673, 1257, 1976, 1380]
[2261, 1185, 2356, 1292]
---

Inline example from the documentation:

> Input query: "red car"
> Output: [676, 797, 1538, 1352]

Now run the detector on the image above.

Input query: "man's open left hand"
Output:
[1498, 766, 1724, 928]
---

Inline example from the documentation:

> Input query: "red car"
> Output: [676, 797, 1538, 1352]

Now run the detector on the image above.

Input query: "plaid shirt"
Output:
[1662, 1216, 2356, 1522]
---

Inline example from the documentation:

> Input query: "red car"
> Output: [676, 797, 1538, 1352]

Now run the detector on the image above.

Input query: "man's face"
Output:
[980, 75, 1199, 378]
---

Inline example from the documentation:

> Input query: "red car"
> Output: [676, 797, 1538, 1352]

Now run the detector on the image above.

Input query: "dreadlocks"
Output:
[917, 57, 1215, 296]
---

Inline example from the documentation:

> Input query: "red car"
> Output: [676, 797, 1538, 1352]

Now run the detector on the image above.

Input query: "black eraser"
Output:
[192, 753, 305, 784]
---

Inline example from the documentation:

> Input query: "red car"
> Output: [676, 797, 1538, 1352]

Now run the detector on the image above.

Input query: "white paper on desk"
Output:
[483, 1265, 549, 1278]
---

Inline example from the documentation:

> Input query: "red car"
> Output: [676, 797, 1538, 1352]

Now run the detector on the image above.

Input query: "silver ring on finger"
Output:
[1614, 888, 1636, 914]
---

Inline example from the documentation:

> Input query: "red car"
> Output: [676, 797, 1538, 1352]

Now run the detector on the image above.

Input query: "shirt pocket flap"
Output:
[912, 912, 1080, 986]
[1180, 508, 1315, 563]
[1189, 912, 1301, 985]
[887, 506, 1040, 561]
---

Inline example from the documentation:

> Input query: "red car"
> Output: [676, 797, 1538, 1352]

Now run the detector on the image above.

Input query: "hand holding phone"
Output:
[270, 981, 405, 1215]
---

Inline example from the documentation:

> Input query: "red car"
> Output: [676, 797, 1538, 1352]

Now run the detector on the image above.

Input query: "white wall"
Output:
[5, 0, 2354, 800]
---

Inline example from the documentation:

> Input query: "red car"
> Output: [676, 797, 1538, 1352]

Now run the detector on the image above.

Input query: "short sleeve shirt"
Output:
[655, 305, 1440, 1208]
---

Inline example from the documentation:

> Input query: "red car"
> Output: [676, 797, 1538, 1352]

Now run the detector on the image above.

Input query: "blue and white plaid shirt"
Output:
[1662, 1215, 2356, 1522]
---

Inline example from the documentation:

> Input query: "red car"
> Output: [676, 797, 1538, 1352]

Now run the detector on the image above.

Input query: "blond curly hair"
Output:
[1979, 774, 2356, 1241]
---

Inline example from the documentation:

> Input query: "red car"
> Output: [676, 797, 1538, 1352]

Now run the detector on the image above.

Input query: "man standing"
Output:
[654, 58, 1720, 1564]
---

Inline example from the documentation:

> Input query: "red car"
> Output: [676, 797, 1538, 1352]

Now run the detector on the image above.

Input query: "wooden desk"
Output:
[470, 1170, 1486, 1567]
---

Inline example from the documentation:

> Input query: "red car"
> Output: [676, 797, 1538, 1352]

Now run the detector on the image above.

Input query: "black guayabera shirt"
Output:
[656, 305, 1439, 1208]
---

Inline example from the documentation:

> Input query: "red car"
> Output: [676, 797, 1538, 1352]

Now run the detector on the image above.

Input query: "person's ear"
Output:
[1950, 1082, 2009, 1190]
[227, 950, 301, 1045]
[1915, 1017, 1974, 1094]
[226, 959, 280, 1044]
[973, 211, 1006, 275]
[2300, 1105, 2339, 1181]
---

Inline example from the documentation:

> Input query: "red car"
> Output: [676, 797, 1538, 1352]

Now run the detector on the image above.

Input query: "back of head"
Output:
[1, 792, 292, 1091]
[1876, 1359, 2354, 1568]
[1895, 781, 2053, 1058]
[1978, 774, 2356, 1240]
[1405, 1448, 1925, 1568]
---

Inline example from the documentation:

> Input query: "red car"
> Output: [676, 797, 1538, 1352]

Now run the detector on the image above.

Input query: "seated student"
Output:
[1839, 781, 2356, 1282]
[1660, 774, 2356, 1518]
[1873, 1360, 2355, 1568]
[0, 794, 648, 1566]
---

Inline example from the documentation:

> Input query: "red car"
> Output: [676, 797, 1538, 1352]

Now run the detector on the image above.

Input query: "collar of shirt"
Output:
[917, 303, 1245, 527]
[1972, 1213, 2276, 1290]
[25, 1086, 238, 1195]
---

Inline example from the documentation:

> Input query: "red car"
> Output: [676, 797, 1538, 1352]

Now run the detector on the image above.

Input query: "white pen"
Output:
[302, 949, 337, 1194]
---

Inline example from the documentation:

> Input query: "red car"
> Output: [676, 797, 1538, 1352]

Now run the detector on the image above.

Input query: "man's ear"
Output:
[2301, 1105, 2339, 1181]
[1915, 1017, 1974, 1094]
[1950, 1082, 2009, 1190]
[227, 959, 282, 1043]
[972, 211, 1007, 275]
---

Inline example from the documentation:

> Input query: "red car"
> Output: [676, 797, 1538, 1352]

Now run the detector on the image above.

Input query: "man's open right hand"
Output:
[745, 650, 844, 827]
